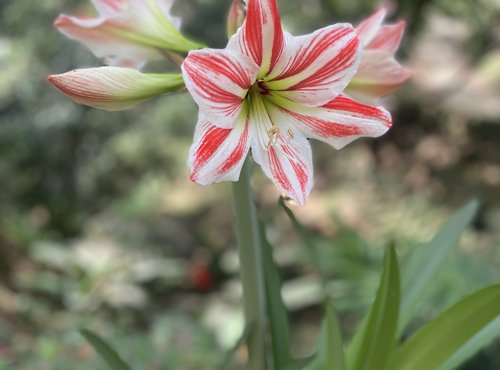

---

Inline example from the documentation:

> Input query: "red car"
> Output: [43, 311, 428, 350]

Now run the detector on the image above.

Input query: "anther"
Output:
[267, 125, 280, 146]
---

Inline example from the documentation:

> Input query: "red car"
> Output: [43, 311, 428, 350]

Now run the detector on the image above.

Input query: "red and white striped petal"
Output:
[227, 0, 245, 38]
[356, 8, 386, 46]
[348, 50, 413, 100]
[54, 15, 160, 68]
[182, 49, 260, 128]
[189, 113, 251, 185]
[91, 0, 128, 16]
[357, 9, 405, 54]
[48, 67, 184, 111]
[264, 25, 361, 107]
[227, 0, 285, 77]
[250, 100, 313, 206]
[367, 21, 405, 54]
[269, 94, 391, 149]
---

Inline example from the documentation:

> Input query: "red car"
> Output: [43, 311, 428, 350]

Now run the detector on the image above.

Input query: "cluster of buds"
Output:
[49, 0, 412, 205]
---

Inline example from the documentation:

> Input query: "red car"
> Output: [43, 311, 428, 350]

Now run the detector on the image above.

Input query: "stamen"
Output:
[267, 125, 280, 147]
[287, 128, 295, 140]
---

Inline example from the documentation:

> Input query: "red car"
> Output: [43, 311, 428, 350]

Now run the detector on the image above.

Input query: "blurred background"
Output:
[0, 0, 499, 369]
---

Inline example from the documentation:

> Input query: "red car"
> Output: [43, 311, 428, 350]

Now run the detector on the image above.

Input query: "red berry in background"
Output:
[189, 263, 213, 292]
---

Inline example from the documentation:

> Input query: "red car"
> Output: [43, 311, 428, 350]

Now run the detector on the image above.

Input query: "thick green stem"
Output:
[232, 158, 268, 370]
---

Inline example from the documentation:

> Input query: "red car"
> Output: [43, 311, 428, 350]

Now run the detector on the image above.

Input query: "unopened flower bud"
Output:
[48, 67, 184, 111]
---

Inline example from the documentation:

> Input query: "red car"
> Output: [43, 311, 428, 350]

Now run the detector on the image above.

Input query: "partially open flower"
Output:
[347, 8, 413, 101]
[54, 0, 204, 69]
[48, 67, 184, 111]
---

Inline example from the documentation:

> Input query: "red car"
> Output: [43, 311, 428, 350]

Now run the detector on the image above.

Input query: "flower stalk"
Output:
[232, 158, 268, 370]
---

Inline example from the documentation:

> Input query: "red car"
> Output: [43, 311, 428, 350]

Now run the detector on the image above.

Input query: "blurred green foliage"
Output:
[0, 0, 499, 369]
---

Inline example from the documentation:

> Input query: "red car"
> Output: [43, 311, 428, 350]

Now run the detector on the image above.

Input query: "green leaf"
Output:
[344, 316, 368, 370]
[437, 316, 500, 370]
[287, 356, 315, 370]
[399, 200, 479, 334]
[260, 220, 292, 370]
[347, 246, 400, 370]
[309, 301, 345, 370]
[80, 329, 133, 370]
[387, 285, 500, 370]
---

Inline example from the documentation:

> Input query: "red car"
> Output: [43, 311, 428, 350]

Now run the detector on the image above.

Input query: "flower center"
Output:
[257, 80, 270, 95]
[246, 83, 295, 149]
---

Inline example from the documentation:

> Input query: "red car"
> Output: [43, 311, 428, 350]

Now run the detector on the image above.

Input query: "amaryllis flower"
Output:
[55, 0, 203, 69]
[182, 0, 392, 205]
[347, 8, 413, 101]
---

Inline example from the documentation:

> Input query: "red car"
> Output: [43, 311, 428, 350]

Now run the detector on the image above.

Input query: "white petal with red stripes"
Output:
[181, 0, 402, 205]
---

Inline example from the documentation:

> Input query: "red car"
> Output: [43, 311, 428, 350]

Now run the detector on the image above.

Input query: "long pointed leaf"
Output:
[344, 316, 368, 369]
[388, 285, 500, 370]
[437, 316, 500, 370]
[80, 329, 132, 370]
[287, 356, 315, 370]
[399, 200, 479, 334]
[348, 247, 400, 370]
[309, 301, 346, 370]
[260, 221, 292, 370]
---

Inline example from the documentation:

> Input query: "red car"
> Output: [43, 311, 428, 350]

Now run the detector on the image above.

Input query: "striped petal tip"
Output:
[227, 0, 245, 38]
